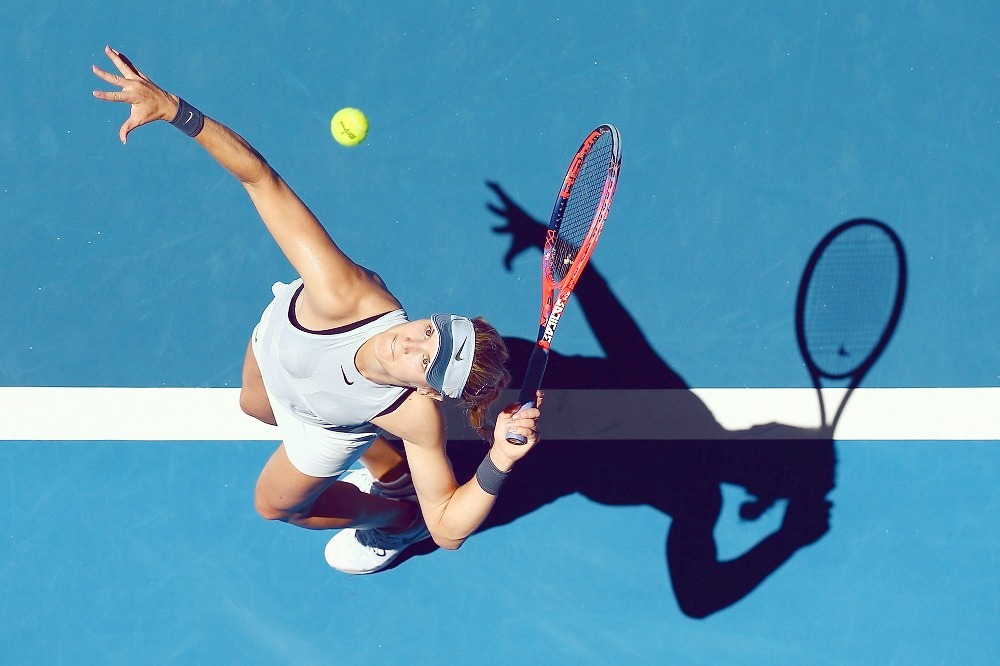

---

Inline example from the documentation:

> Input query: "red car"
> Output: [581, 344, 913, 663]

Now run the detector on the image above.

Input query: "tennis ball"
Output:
[330, 107, 368, 146]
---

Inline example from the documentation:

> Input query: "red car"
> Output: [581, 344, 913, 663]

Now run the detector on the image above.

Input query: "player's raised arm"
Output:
[91, 45, 395, 325]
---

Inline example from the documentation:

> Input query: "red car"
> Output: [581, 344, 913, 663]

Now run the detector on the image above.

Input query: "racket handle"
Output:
[505, 401, 535, 445]
[504, 346, 549, 445]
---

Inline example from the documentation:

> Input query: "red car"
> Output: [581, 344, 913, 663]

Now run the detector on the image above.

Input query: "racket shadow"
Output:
[395, 185, 838, 619]
[796, 218, 908, 436]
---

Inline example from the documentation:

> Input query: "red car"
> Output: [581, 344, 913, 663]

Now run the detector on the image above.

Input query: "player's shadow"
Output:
[399, 183, 836, 619]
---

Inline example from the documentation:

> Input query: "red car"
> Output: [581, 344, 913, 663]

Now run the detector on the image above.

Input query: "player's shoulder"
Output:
[299, 272, 401, 328]
[371, 392, 446, 447]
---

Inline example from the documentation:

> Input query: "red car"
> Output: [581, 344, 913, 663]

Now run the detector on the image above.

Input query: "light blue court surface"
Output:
[2, 2, 999, 663]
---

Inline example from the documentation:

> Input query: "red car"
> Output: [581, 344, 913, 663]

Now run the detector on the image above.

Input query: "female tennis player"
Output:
[92, 45, 541, 574]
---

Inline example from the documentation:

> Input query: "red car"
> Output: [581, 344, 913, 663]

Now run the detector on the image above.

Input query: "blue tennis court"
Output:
[2, 2, 998, 663]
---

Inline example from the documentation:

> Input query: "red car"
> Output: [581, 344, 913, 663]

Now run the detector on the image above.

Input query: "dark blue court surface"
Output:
[2, 2, 999, 663]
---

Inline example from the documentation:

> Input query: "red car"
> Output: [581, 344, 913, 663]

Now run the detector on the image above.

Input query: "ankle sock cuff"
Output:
[374, 472, 415, 498]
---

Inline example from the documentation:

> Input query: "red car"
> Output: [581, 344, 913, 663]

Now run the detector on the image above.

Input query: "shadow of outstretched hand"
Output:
[486, 181, 547, 270]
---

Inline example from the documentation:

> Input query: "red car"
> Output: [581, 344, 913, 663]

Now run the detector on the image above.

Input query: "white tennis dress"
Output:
[251, 279, 410, 476]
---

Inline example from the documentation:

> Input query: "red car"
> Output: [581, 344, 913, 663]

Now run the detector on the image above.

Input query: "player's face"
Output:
[373, 319, 438, 388]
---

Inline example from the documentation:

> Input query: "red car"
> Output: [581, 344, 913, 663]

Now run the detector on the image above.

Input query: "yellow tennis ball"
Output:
[330, 107, 368, 146]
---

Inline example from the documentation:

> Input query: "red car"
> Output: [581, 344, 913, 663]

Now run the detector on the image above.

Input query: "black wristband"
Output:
[169, 97, 205, 137]
[476, 454, 510, 496]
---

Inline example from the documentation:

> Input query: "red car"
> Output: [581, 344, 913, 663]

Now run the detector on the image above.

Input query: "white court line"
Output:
[0, 387, 997, 441]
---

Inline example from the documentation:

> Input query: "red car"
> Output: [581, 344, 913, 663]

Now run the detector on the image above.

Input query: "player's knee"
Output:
[253, 492, 291, 522]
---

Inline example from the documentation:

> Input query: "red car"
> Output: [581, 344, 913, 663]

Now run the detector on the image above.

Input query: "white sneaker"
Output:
[339, 467, 414, 499]
[338, 467, 374, 493]
[326, 469, 428, 574]
[325, 518, 430, 574]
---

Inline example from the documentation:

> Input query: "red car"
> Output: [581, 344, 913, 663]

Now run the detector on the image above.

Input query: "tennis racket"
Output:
[795, 218, 907, 434]
[506, 124, 622, 444]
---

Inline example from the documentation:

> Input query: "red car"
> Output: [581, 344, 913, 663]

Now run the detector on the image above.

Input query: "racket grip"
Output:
[504, 347, 548, 445]
[507, 346, 549, 444]
[505, 401, 535, 445]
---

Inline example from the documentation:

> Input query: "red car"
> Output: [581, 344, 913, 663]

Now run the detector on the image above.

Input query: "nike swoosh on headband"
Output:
[454, 338, 468, 362]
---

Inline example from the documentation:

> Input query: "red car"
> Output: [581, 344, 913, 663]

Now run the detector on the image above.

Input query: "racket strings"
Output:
[551, 133, 616, 281]
[803, 226, 902, 377]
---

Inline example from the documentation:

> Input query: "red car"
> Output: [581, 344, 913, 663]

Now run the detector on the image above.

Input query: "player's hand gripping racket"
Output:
[795, 219, 907, 435]
[506, 124, 622, 444]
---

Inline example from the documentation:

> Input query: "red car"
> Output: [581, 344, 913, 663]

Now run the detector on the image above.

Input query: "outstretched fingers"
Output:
[91, 63, 122, 87]
[91, 45, 146, 104]
[103, 45, 142, 78]
[91, 46, 170, 144]
[92, 47, 135, 104]
[91, 65, 135, 143]
[91, 67, 132, 105]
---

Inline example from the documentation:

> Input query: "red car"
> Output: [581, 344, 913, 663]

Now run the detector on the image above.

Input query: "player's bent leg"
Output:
[254, 445, 427, 574]
[254, 444, 417, 532]
[254, 443, 333, 522]
[240, 338, 276, 425]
